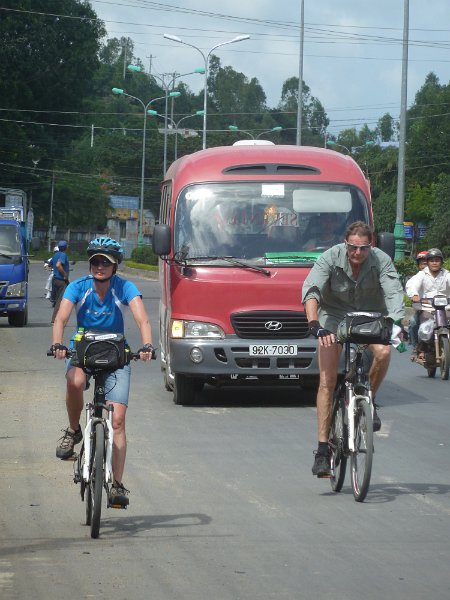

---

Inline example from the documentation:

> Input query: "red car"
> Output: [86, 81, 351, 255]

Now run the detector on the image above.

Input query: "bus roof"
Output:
[165, 145, 370, 199]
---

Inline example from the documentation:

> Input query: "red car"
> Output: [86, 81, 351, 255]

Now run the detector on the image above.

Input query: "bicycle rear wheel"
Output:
[90, 423, 105, 538]
[329, 390, 347, 492]
[350, 400, 373, 502]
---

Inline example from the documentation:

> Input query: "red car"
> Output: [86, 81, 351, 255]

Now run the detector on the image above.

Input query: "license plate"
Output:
[249, 344, 297, 356]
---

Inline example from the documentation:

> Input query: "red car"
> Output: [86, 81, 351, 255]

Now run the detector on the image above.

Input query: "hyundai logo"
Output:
[265, 321, 283, 331]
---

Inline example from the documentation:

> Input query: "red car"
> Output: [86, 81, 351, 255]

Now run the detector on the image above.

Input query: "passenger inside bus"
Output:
[302, 213, 344, 251]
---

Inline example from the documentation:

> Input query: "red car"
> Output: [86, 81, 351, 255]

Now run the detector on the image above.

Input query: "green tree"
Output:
[407, 73, 450, 187]
[376, 113, 396, 142]
[0, 0, 105, 226]
[277, 77, 329, 145]
[426, 174, 450, 252]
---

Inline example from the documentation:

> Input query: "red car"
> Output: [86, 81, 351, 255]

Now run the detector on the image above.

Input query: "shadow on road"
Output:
[184, 384, 317, 408]
[321, 482, 450, 504]
[99, 512, 212, 538]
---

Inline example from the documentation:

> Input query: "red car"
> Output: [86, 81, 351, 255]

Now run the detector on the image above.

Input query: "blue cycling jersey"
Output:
[63, 274, 141, 338]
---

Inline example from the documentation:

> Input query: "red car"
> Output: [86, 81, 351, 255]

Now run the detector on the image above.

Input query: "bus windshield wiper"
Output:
[188, 255, 271, 276]
[0, 251, 12, 259]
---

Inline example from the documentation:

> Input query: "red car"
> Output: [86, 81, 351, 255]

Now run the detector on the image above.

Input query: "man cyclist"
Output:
[406, 248, 450, 361]
[50, 237, 155, 507]
[302, 221, 404, 478]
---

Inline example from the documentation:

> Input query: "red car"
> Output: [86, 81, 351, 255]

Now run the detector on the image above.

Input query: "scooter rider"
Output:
[406, 248, 450, 303]
[406, 248, 450, 358]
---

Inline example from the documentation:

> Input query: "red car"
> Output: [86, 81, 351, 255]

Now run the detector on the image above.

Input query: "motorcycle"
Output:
[412, 294, 450, 379]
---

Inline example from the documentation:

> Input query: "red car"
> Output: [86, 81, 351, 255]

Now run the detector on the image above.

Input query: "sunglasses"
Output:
[90, 258, 113, 267]
[346, 242, 371, 252]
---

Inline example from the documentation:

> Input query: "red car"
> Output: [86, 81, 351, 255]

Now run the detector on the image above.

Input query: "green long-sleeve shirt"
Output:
[301, 243, 405, 332]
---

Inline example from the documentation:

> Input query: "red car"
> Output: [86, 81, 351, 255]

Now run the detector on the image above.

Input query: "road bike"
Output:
[328, 337, 375, 502]
[49, 338, 149, 538]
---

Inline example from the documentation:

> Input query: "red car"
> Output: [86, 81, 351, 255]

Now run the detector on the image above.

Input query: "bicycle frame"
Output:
[82, 371, 114, 486]
[343, 342, 373, 452]
[330, 339, 374, 501]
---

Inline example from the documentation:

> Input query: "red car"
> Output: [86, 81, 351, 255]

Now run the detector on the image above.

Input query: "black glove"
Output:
[50, 343, 68, 354]
[138, 343, 156, 359]
[308, 320, 333, 339]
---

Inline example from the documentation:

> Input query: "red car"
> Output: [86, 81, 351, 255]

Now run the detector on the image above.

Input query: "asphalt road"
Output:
[1, 262, 450, 600]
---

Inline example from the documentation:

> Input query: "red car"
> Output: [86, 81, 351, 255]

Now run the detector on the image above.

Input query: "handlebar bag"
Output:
[336, 312, 392, 345]
[73, 330, 128, 371]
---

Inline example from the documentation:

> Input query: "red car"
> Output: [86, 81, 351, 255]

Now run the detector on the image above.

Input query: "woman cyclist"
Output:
[50, 237, 154, 507]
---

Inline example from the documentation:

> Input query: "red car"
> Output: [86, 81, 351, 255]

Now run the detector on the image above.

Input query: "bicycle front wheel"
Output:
[439, 335, 450, 380]
[350, 400, 373, 502]
[90, 423, 105, 538]
[329, 391, 347, 492]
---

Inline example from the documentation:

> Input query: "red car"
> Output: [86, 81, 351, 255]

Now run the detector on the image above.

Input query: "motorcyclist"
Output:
[406, 248, 450, 360]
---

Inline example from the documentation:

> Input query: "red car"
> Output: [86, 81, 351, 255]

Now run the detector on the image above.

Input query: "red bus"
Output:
[153, 143, 393, 404]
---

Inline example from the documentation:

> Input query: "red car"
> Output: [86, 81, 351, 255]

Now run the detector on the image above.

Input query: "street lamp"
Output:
[327, 140, 375, 154]
[127, 65, 186, 174]
[164, 33, 250, 150]
[351, 141, 375, 152]
[172, 110, 204, 159]
[112, 87, 170, 245]
[228, 125, 282, 140]
[326, 140, 351, 154]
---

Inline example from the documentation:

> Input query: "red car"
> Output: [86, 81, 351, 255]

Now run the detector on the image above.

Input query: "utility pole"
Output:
[394, 0, 409, 259]
[122, 41, 128, 80]
[47, 171, 55, 252]
[296, 0, 305, 145]
[147, 54, 156, 74]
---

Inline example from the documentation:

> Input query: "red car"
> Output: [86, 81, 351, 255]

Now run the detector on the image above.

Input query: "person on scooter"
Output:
[407, 251, 429, 357]
[406, 248, 450, 360]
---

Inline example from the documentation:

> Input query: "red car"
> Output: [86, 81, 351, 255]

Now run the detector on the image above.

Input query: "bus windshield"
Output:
[174, 182, 369, 264]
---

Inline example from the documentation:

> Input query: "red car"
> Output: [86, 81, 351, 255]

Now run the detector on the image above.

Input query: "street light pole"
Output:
[127, 65, 203, 173]
[296, 0, 305, 146]
[112, 88, 164, 245]
[173, 111, 204, 159]
[164, 34, 250, 149]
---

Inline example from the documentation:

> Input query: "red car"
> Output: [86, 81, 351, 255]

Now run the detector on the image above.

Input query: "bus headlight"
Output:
[171, 320, 225, 339]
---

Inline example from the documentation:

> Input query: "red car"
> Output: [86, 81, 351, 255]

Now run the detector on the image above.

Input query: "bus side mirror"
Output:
[376, 232, 395, 260]
[152, 224, 171, 256]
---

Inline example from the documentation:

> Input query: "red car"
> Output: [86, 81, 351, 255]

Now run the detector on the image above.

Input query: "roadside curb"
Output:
[119, 265, 159, 280]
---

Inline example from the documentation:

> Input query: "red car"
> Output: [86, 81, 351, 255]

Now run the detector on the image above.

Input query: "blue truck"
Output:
[0, 206, 29, 326]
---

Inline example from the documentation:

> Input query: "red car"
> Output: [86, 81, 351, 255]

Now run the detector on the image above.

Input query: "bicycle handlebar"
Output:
[46, 349, 156, 361]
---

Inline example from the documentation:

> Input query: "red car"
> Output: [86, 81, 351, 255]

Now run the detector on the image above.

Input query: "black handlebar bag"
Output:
[72, 330, 128, 371]
[336, 312, 392, 345]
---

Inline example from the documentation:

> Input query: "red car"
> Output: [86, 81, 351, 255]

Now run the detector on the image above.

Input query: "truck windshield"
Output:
[174, 182, 369, 264]
[0, 224, 22, 265]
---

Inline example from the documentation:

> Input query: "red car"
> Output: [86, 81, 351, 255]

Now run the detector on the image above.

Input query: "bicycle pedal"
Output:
[317, 473, 332, 479]
[109, 503, 127, 510]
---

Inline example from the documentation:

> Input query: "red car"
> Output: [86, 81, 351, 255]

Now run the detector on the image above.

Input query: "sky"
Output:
[90, 0, 450, 136]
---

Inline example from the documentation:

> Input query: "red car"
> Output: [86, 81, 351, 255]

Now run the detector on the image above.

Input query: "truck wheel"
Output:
[8, 307, 28, 327]
[173, 374, 196, 406]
